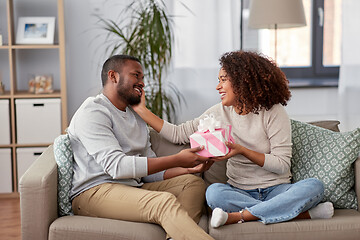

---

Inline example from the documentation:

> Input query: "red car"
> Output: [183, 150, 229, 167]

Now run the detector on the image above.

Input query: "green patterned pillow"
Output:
[290, 119, 360, 209]
[54, 134, 74, 216]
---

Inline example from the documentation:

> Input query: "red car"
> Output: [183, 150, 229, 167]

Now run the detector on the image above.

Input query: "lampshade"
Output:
[248, 0, 306, 29]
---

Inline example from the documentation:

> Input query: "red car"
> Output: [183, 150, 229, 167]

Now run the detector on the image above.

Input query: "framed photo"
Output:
[16, 17, 55, 44]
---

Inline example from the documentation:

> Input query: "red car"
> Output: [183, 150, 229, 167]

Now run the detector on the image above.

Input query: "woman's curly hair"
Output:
[219, 50, 291, 114]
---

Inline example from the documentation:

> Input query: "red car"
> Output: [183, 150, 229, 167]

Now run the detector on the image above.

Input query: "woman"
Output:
[133, 50, 334, 227]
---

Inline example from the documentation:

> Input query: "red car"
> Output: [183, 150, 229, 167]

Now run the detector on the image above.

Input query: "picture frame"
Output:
[16, 17, 55, 44]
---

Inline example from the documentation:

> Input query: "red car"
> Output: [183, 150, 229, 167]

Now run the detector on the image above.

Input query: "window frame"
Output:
[280, 0, 340, 83]
[240, 0, 340, 85]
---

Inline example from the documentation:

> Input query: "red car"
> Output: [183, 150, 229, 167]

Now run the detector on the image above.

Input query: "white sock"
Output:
[309, 202, 334, 219]
[211, 208, 228, 228]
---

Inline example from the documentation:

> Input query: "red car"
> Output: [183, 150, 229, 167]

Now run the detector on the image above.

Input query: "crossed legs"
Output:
[207, 178, 334, 227]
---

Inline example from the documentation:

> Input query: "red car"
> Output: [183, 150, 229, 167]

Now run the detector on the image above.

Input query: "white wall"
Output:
[62, 0, 350, 132]
[286, 87, 340, 124]
[63, 0, 132, 119]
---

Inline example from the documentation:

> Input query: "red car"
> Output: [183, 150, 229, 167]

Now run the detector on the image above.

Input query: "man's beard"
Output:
[117, 79, 141, 105]
[126, 94, 141, 105]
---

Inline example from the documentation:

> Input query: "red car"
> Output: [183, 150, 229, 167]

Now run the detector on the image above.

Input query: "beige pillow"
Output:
[308, 120, 340, 132]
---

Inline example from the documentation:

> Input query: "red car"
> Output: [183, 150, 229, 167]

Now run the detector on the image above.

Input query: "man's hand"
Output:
[187, 160, 214, 174]
[175, 146, 210, 168]
[163, 159, 214, 180]
[148, 146, 211, 176]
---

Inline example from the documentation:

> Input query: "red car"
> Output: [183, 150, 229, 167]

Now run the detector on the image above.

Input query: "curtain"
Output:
[338, 0, 360, 131]
[165, 0, 241, 123]
[170, 0, 241, 68]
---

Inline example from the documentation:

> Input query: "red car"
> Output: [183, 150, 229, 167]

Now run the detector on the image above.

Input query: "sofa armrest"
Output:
[19, 145, 58, 240]
[355, 156, 360, 211]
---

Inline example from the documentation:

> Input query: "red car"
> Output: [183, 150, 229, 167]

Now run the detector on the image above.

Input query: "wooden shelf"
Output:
[0, 0, 67, 196]
[0, 143, 51, 148]
[0, 91, 62, 99]
[0, 44, 60, 49]
[10, 44, 60, 49]
[0, 92, 11, 98]
[13, 90, 62, 98]
[14, 143, 52, 148]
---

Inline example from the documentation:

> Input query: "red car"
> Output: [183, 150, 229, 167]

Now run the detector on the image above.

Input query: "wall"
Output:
[171, 68, 341, 128]
[62, 0, 347, 132]
[286, 87, 339, 122]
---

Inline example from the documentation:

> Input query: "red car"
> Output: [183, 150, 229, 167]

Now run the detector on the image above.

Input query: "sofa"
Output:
[20, 120, 360, 240]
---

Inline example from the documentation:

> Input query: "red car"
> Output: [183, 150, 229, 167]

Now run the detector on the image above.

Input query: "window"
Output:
[242, 0, 341, 86]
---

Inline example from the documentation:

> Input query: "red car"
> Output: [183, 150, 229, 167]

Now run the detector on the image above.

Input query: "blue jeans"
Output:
[206, 178, 324, 224]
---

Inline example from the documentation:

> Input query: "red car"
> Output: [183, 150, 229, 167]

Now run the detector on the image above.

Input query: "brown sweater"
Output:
[160, 103, 292, 190]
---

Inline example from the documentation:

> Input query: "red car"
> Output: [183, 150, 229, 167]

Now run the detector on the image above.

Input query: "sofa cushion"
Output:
[290, 119, 360, 209]
[49, 214, 208, 240]
[209, 209, 360, 240]
[49, 215, 166, 240]
[54, 134, 74, 216]
[203, 160, 228, 186]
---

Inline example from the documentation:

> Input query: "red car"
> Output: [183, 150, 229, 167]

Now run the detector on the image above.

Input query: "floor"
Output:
[0, 197, 21, 240]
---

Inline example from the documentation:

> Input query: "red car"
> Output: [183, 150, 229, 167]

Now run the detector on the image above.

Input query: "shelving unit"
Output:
[0, 0, 67, 196]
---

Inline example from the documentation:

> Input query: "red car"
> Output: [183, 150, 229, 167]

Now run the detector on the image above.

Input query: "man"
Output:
[68, 55, 214, 240]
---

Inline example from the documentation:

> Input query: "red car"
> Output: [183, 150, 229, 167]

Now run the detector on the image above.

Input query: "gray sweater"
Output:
[68, 94, 163, 200]
[160, 103, 292, 190]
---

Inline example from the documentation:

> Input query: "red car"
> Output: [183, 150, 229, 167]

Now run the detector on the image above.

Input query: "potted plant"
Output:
[97, 0, 184, 123]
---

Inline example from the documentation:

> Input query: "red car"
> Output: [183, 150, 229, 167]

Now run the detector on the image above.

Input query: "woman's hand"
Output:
[211, 141, 242, 161]
[211, 141, 265, 167]
[131, 89, 164, 132]
[131, 89, 147, 113]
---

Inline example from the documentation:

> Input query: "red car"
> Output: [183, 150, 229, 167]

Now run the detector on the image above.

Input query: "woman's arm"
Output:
[212, 142, 265, 167]
[261, 107, 292, 175]
[132, 89, 205, 144]
[132, 91, 164, 132]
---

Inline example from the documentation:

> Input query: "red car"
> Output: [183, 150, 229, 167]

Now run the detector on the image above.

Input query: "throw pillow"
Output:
[53, 134, 74, 216]
[290, 119, 360, 209]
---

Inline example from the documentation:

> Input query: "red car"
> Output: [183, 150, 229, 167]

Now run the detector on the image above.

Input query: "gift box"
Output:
[189, 115, 233, 157]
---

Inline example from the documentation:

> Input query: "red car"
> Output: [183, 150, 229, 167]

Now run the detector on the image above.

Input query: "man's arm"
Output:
[147, 146, 209, 175]
[76, 109, 209, 181]
[163, 160, 214, 179]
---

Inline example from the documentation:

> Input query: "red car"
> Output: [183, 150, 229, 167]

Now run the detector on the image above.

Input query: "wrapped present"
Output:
[190, 115, 233, 157]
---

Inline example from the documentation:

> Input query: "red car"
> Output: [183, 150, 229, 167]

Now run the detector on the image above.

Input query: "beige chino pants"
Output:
[72, 174, 214, 240]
